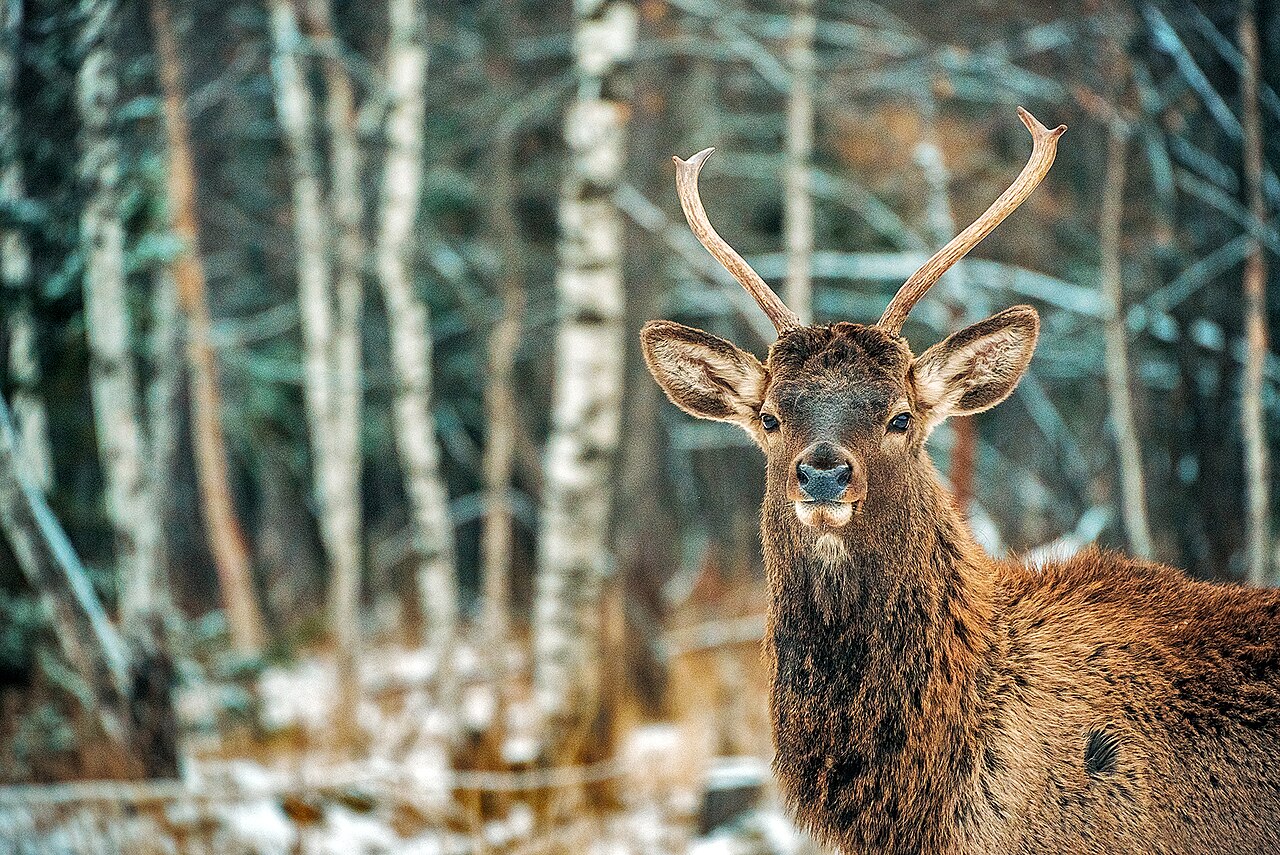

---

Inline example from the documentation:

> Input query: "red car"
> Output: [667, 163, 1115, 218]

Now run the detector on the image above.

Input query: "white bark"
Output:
[1099, 124, 1154, 560]
[76, 0, 162, 633]
[783, 0, 815, 324]
[1, 0, 52, 493]
[374, 0, 458, 649]
[0, 392, 131, 746]
[533, 0, 636, 729]
[305, 0, 365, 654]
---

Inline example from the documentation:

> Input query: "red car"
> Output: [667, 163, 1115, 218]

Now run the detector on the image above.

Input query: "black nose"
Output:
[796, 459, 852, 503]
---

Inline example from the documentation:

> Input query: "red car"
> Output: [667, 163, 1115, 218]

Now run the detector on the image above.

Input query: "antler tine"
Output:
[878, 107, 1067, 334]
[673, 148, 803, 335]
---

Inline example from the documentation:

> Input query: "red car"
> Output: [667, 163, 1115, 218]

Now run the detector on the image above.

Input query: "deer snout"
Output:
[789, 442, 867, 504]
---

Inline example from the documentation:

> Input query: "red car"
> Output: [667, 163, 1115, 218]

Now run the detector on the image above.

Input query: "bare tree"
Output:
[1099, 120, 1153, 559]
[1239, 0, 1271, 585]
[0, 392, 133, 758]
[480, 132, 523, 649]
[76, 0, 163, 633]
[150, 0, 266, 651]
[268, 0, 364, 739]
[303, 0, 366, 647]
[533, 0, 637, 732]
[1, 0, 53, 494]
[374, 0, 458, 650]
[783, 0, 815, 323]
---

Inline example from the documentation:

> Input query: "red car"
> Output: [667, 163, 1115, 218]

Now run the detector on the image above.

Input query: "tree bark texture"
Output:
[303, 0, 366, 648]
[76, 0, 163, 633]
[1, 0, 53, 494]
[1100, 125, 1154, 560]
[375, 0, 458, 649]
[1239, 0, 1272, 585]
[0, 390, 132, 753]
[533, 0, 636, 732]
[783, 0, 815, 324]
[150, 0, 267, 651]
[480, 132, 524, 649]
[268, 0, 364, 741]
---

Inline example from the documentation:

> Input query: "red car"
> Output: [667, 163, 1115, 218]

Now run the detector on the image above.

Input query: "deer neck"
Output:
[761, 460, 996, 850]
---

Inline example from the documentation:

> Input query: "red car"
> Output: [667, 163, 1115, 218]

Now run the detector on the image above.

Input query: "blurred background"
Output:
[0, 0, 1276, 851]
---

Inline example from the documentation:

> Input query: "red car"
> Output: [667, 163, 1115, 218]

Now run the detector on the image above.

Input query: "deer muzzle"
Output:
[788, 442, 867, 529]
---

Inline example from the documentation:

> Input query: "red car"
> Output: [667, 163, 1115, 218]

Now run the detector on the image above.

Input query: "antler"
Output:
[877, 107, 1067, 334]
[673, 148, 802, 335]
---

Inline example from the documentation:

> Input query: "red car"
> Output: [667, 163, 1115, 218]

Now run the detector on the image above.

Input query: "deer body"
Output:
[760, 352, 1280, 853]
[642, 111, 1280, 853]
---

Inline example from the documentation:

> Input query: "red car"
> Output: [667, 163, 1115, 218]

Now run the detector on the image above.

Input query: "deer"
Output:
[640, 107, 1280, 855]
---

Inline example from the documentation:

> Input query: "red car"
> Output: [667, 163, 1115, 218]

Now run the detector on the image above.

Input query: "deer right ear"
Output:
[641, 320, 768, 436]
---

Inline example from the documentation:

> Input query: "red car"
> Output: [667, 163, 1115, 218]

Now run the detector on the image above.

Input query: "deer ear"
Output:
[913, 306, 1039, 427]
[641, 320, 767, 435]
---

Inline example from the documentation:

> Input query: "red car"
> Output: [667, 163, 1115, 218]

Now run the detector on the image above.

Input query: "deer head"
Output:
[642, 108, 1064, 543]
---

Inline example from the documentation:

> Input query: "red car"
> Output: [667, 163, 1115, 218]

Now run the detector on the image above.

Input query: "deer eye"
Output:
[761, 412, 780, 432]
[887, 412, 911, 433]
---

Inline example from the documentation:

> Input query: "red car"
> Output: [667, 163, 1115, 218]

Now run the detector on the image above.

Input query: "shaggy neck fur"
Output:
[762, 454, 997, 853]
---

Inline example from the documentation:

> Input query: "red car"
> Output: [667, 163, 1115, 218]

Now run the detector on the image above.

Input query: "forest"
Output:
[0, 0, 1276, 851]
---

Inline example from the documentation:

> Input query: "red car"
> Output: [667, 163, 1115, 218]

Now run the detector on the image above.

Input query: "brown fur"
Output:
[641, 316, 1280, 854]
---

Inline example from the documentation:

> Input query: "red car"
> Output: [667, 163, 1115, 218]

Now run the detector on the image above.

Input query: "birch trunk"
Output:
[1, 0, 52, 494]
[0, 391, 132, 751]
[150, 0, 266, 651]
[1239, 0, 1272, 585]
[304, 0, 365, 655]
[1100, 124, 1154, 560]
[374, 0, 458, 650]
[533, 0, 636, 732]
[268, 0, 364, 739]
[480, 132, 523, 649]
[782, 0, 815, 324]
[76, 0, 162, 633]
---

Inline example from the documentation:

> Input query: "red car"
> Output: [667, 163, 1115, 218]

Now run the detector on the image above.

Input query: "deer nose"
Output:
[794, 443, 859, 503]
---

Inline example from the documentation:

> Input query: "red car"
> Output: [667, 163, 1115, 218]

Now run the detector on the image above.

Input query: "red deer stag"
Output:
[641, 108, 1280, 855]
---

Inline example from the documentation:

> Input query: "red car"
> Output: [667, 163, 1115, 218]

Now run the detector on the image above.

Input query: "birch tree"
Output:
[533, 0, 636, 732]
[1239, 0, 1271, 585]
[76, 0, 163, 633]
[782, 0, 815, 324]
[303, 0, 366, 642]
[268, 0, 364, 739]
[150, 0, 267, 651]
[1099, 120, 1153, 559]
[1, 0, 53, 494]
[0, 391, 132, 756]
[374, 0, 458, 651]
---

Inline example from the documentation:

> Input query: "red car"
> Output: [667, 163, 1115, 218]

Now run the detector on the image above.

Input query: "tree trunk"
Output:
[268, 0, 365, 741]
[533, 0, 636, 734]
[303, 0, 366, 661]
[374, 0, 458, 651]
[1239, 0, 1272, 585]
[1100, 123, 1154, 560]
[480, 134, 524, 650]
[0, 391, 134, 760]
[76, 0, 163, 634]
[783, 0, 815, 324]
[915, 101, 981, 516]
[1, 0, 53, 494]
[150, 0, 267, 651]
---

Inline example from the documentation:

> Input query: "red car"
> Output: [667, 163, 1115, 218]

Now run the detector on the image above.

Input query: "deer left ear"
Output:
[913, 305, 1039, 427]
